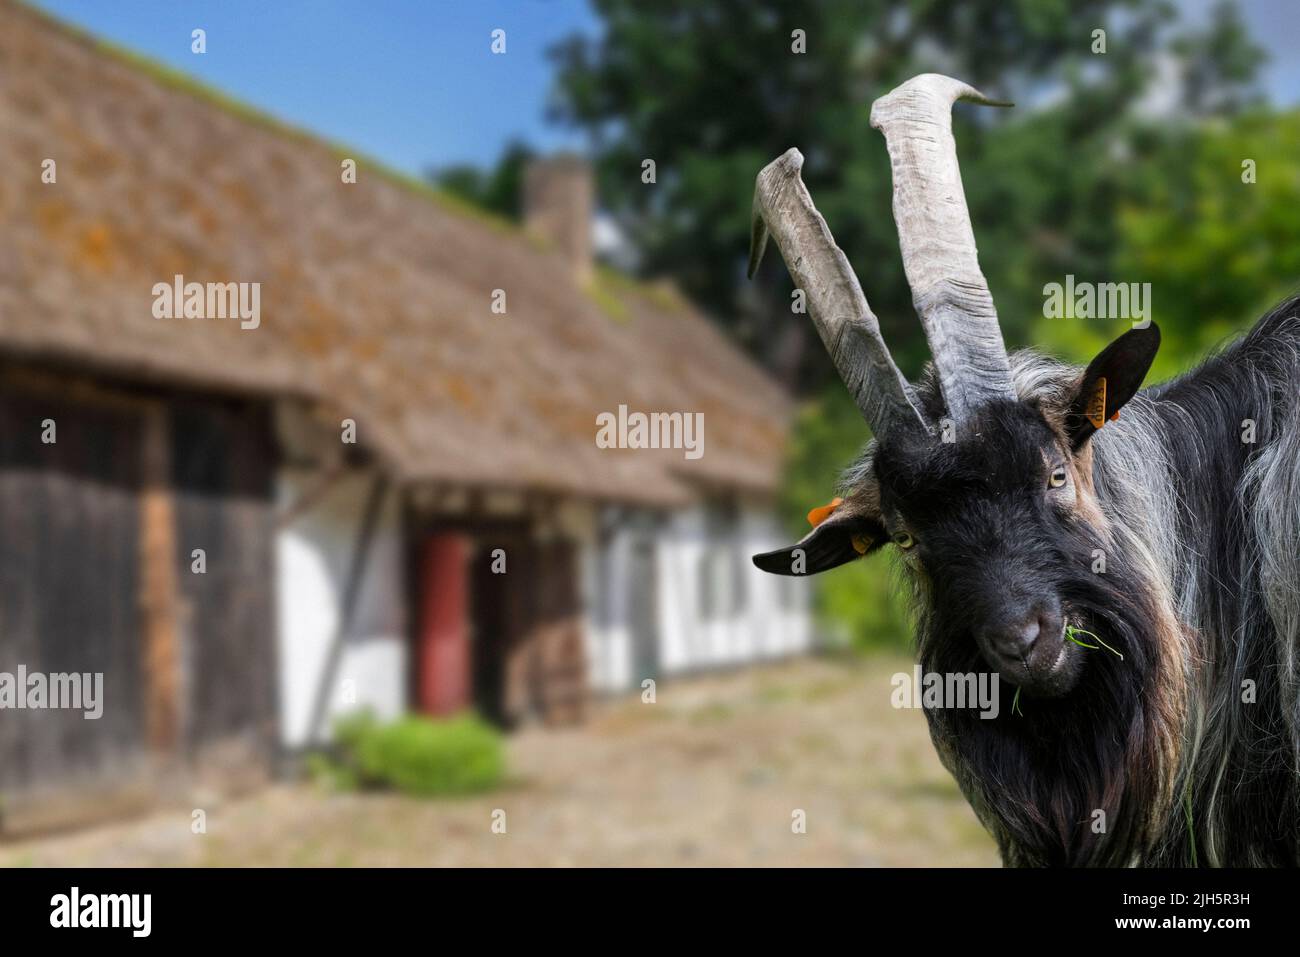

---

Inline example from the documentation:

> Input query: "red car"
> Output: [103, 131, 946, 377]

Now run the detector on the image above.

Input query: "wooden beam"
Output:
[274, 462, 347, 529]
[139, 403, 182, 753]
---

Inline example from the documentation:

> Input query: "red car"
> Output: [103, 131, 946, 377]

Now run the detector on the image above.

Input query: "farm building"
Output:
[0, 0, 810, 828]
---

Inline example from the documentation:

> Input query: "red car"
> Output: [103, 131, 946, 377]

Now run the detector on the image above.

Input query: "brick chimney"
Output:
[524, 154, 593, 286]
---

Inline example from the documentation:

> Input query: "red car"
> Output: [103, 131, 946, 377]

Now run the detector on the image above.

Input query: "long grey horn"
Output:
[750, 148, 930, 439]
[870, 73, 1015, 424]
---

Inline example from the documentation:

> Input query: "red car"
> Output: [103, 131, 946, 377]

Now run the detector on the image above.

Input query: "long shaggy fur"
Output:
[863, 299, 1300, 866]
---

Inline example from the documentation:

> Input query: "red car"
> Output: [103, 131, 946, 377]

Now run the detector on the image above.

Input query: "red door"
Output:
[416, 534, 471, 715]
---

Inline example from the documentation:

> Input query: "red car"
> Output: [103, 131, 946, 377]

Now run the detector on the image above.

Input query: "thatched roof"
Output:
[0, 0, 791, 506]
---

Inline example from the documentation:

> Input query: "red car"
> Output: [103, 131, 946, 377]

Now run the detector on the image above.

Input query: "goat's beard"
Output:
[912, 556, 1182, 867]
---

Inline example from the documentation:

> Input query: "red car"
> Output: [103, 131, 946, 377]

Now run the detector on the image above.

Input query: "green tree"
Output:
[1037, 109, 1300, 378]
[429, 140, 536, 222]
[1173, 0, 1267, 117]
[549, 0, 1178, 391]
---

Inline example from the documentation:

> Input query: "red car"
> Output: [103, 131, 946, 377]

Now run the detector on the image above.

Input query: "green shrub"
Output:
[322, 711, 505, 796]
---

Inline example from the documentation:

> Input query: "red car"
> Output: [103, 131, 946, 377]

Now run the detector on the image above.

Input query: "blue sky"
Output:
[27, 0, 1300, 180]
[29, 0, 600, 176]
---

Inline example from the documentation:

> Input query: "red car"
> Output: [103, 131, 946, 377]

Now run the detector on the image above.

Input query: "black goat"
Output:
[750, 74, 1300, 866]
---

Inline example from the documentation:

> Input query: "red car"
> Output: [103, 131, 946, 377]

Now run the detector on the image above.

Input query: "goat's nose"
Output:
[985, 616, 1042, 659]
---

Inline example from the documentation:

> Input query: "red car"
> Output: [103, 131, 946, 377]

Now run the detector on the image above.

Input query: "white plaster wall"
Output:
[656, 506, 813, 674]
[739, 507, 813, 658]
[655, 508, 708, 673]
[584, 504, 813, 692]
[275, 469, 407, 747]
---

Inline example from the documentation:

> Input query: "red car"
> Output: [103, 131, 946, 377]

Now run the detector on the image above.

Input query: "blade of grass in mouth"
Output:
[1011, 625, 1124, 717]
[1066, 624, 1124, 660]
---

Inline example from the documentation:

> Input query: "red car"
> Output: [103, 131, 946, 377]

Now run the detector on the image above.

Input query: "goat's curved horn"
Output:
[870, 73, 1015, 424]
[750, 148, 930, 438]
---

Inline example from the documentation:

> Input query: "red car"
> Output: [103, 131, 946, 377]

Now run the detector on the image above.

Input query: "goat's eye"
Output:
[892, 531, 915, 550]
[1049, 467, 1068, 489]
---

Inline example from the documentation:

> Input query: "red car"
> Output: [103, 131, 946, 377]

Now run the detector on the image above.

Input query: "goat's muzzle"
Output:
[976, 600, 1077, 696]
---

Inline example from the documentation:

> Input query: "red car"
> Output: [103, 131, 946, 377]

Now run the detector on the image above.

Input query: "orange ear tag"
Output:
[807, 496, 843, 528]
[1085, 377, 1108, 430]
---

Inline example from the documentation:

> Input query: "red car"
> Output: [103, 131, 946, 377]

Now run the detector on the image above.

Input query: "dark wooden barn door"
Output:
[0, 382, 148, 794]
[532, 540, 586, 725]
[468, 528, 532, 726]
[472, 535, 585, 726]
[170, 399, 276, 767]
[0, 377, 277, 824]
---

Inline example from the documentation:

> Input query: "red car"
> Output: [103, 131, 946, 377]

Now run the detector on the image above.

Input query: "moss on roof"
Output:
[20, 0, 522, 237]
[23, 0, 701, 310]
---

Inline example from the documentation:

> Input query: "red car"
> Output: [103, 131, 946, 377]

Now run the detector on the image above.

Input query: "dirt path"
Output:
[1, 655, 998, 867]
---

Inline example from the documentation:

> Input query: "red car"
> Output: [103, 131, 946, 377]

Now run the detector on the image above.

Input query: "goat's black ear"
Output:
[752, 509, 886, 577]
[1065, 323, 1161, 449]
